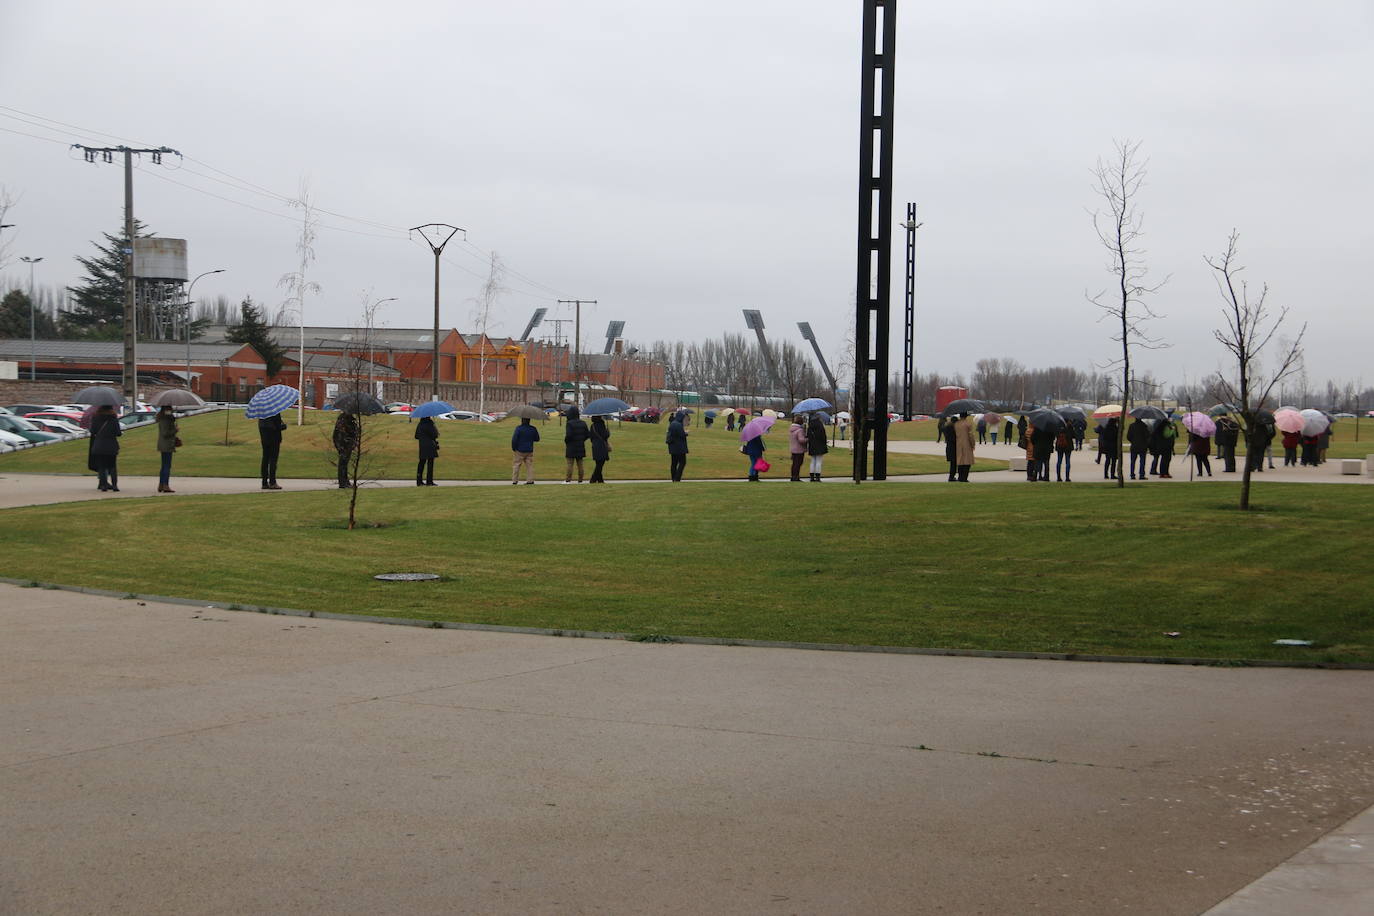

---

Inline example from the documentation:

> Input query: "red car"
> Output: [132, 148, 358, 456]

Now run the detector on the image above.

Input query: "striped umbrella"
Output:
[245, 385, 300, 419]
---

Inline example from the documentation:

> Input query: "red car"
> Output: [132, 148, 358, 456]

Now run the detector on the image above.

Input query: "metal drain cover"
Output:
[373, 573, 441, 582]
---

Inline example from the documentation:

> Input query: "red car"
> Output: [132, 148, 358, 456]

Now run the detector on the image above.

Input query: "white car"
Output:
[29, 417, 84, 436]
[0, 429, 28, 451]
[436, 410, 496, 422]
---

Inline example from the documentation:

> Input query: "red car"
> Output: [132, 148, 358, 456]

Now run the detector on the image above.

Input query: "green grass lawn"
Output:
[2, 480, 1370, 664]
[0, 411, 1001, 480]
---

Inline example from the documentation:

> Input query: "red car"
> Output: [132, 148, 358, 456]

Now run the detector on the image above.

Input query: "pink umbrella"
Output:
[982, 411, 1003, 426]
[1273, 409, 1304, 434]
[1181, 411, 1216, 437]
[739, 416, 776, 442]
[1092, 404, 1124, 420]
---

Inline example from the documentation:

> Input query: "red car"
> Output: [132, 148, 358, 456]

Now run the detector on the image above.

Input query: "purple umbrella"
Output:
[739, 416, 776, 442]
[1181, 412, 1216, 437]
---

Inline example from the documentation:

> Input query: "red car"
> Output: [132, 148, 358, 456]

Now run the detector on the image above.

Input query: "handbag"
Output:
[174, 437, 183, 449]
[753, 458, 770, 472]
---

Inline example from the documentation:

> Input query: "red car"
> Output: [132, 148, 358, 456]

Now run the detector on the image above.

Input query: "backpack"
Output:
[1055, 430, 1071, 450]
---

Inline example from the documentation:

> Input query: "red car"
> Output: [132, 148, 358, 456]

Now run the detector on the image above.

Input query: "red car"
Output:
[24, 410, 85, 425]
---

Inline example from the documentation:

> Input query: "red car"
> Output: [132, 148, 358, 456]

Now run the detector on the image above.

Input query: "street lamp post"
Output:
[184, 269, 225, 392]
[367, 296, 397, 398]
[20, 257, 42, 381]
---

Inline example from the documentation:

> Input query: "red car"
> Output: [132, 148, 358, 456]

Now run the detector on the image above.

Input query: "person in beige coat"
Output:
[954, 411, 977, 482]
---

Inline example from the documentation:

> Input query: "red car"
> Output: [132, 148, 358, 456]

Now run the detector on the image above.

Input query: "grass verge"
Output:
[1, 480, 1369, 663]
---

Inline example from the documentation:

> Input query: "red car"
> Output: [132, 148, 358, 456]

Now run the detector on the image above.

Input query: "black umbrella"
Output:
[937, 398, 987, 418]
[71, 386, 125, 407]
[1252, 408, 1275, 426]
[333, 392, 386, 415]
[1054, 405, 1088, 433]
[1129, 405, 1168, 421]
[1027, 407, 1067, 433]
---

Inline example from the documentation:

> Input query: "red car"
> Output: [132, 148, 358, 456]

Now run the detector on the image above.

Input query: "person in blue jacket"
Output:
[511, 417, 540, 484]
[743, 429, 767, 482]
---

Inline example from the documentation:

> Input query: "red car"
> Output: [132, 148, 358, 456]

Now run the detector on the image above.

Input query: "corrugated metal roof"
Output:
[0, 339, 251, 362]
[201, 326, 444, 348]
[282, 352, 400, 376]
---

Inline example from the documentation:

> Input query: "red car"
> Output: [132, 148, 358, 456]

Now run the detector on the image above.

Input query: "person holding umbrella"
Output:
[511, 416, 540, 484]
[788, 415, 807, 481]
[564, 406, 590, 484]
[1003, 416, 1014, 446]
[665, 410, 689, 482]
[332, 411, 360, 489]
[741, 417, 769, 482]
[88, 404, 122, 492]
[155, 404, 180, 493]
[1152, 417, 1177, 479]
[259, 413, 286, 490]
[1189, 429, 1213, 477]
[1029, 421, 1053, 482]
[806, 413, 828, 481]
[954, 411, 977, 482]
[1215, 415, 1240, 472]
[1100, 417, 1121, 480]
[415, 415, 439, 486]
[975, 414, 987, 445]
[589, 415, 612, 483]
[944, 416, 959, 481]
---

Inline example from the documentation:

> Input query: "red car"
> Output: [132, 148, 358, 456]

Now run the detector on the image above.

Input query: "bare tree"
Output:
[1088, 139, 1168, 487]
[470, 252, 505, 416]
[1205, 231, 1306, 510]
[278, 180, 321, 425]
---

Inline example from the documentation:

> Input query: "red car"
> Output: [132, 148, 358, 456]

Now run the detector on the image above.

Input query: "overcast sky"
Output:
[2, 0, 1371, 392]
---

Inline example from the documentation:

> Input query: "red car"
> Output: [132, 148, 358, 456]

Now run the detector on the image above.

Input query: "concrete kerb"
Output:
[6, 574, 1370, 672]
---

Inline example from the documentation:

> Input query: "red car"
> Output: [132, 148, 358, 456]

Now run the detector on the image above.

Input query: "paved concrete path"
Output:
[3, 583, 1373, 915]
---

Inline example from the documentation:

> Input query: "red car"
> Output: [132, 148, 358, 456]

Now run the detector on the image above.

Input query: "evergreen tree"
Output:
[226, 297, 287, 378]
[0, 289, 58, 339]
[65, 219, 150, 337]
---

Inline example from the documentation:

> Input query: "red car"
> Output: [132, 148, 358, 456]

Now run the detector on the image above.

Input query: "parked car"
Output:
[7, 403, 52, 416]
[386, 402, 413, 414]
[27, 417, 83, 436]
[0, 414, 62, 443]
[118, 409, 158, 427]
[436, 410, 496, 422]
[24, 410, 85, 426]
[0, 429, 29, 451]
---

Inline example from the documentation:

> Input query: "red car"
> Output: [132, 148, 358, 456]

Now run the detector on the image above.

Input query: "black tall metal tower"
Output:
[901, 203, 920, 420]
[852, 0, 897, 481]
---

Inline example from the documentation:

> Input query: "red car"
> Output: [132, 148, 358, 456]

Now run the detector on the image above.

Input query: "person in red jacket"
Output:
[1281, 429, 1300, 466]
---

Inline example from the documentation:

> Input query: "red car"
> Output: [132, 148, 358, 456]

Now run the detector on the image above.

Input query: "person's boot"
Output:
[417, 479, 425, 486]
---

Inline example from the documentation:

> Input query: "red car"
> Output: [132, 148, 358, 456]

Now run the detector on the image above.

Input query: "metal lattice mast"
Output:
[901, 203, 921, 420]
[852, 0, 897, 481]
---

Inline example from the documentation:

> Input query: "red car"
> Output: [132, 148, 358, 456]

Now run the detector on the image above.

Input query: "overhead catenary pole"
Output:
[558, 299, 597, 406]
[851, 0, 897, 481]
[20, 256, 42, 381]
[901, 204, 922, 419]
[72, 144, 180, 410]
[411, 224, 465, 402]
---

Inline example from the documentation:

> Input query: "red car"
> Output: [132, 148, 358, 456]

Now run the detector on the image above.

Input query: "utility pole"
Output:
[851, 0, 897, 481]
[901, 204, 922, 420]
[558, 299, 597, 407]
[73, 144, 180, 409]
[21, 256, 42, 381]
[410, 224, 465, 402]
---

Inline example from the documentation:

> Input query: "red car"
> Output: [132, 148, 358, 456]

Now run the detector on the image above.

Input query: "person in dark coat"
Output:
[1189, 432, 1213, 477]
[1003, 417, 1014, 446]
[1154, 419, 1177, 478]
[975, 414, 987, 444]
[1030, 423, 1054, 482]
[415, 416, 439, 486]
[743, 431, 767, 481]
[589, 415, 611, 483]
[333, 412, 360, 489]
[258, 413, 286, 490]
[1126, 417, 1150, 480]
[665, 413, 689, 482]
[805, 414, 829, 481]
[935, 417, 946, 444]
[1100, 417, 1120, 480]
[1245, 419, 1276, 474]
[726, 413, 736, 432]
[563, 406, 590, 483]
[88, 404, 122, 492]
[1016, 414, 1028, 451]
[944, 415, 958, 481]
[511, 417, 540, 484]
[1215, 415, 1239, 472]
[155, 405, 179, 493]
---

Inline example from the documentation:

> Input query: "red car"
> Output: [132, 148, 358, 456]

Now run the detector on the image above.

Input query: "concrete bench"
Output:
[1009, 456, 1028, 472]
[1340, 459, 1363, 476]
[1367, 454, 1374, 475]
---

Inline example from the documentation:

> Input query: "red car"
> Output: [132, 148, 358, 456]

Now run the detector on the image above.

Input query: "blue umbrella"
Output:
[792, 397, 833, 413]
[411, 401, 455, 419]
[813, 410, 832, 424]
[245, 384, 300, 419]
[583, 397, 632, 416]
